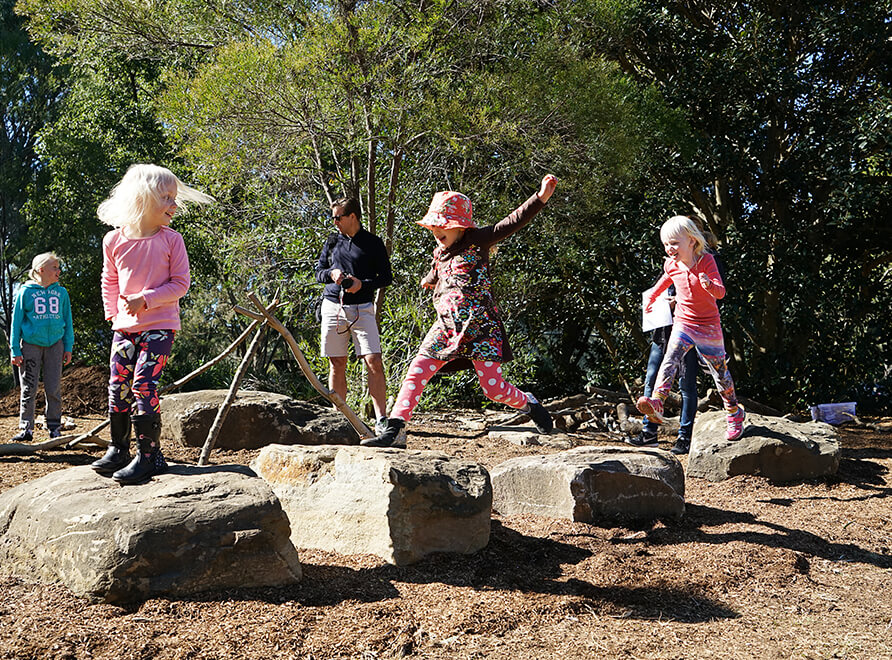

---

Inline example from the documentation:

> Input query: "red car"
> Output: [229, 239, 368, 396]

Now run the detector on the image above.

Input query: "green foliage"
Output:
[4, 0, 889, 414]
[0, 0, 63, 354]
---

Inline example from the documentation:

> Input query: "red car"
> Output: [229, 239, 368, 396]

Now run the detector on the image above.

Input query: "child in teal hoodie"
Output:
[9, 252, 74, 441]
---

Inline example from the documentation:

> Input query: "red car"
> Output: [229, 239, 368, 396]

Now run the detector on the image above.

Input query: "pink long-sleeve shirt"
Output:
[649, 251, 725, 326]
[101, 226, 191, 332]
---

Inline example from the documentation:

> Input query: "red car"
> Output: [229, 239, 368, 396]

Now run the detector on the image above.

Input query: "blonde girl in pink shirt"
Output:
[637, 215, 746, 442]
[90, 164, 213, 484]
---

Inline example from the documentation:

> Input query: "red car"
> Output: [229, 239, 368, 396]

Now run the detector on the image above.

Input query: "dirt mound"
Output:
[0, 363, 108, 416]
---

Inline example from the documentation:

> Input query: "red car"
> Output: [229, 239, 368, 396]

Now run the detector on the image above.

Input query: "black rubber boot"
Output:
[91, 412, 132, 476]
[113, 413, 167, 485]
[524, 393, 554, 434]
[360, 418, 407, 448]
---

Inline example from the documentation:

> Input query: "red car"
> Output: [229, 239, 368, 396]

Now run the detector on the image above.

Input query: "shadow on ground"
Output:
[168, 520, 738, 623]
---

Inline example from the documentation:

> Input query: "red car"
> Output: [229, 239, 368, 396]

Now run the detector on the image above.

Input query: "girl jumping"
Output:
[637, 215, 746, 442]
[90, 164, 213, 484]
[364, 174, 558, 447]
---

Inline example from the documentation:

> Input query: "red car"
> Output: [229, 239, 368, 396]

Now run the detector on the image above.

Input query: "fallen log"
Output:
[698, 389, 783, 417]
[0, 434, 82, 456]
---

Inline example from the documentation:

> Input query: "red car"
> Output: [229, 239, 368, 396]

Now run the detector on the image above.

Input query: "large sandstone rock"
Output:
[161, 390, 358, 449]
[251, 445, 491, 565]
[0, 465, 302, 603]
[491, 446, 685, 522]
[687, 411, 840, 482]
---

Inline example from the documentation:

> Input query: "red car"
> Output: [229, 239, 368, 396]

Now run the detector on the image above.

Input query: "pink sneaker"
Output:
[636, 396, 664, 424]
[726, 406, 746, 441]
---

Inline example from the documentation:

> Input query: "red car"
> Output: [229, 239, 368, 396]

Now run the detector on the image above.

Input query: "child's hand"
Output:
[537, 174, 558, 203]
[121, 294, 146, 315]
[698, 273, 711, 290]
[421, 279, 435, 290]
[11, 355, 22, 367]
[63, 352, 72, 365]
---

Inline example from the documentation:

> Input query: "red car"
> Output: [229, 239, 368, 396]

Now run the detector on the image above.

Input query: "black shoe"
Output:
[360, 418, 407, 448]
[113, 414, 167, 485]
[92, 412, 132, 476]
[12, 429, 34, 442]
[524, 393, 554, 434]
[626, 430, 658, 448]
[670, 436, 691, 455]
[10, 428, 32, 442]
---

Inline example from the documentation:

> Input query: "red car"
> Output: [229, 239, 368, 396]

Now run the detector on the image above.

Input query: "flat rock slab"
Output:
[0, 465, 301, 603]
[688, 411, 840, 482]
[251, 445, 492, 565]
[488, 426, 575, 449]
[161, 389, 358, 449]
[491, 446, 685, 523]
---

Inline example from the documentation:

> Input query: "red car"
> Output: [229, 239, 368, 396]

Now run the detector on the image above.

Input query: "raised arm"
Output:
[473, 174, 558, 248]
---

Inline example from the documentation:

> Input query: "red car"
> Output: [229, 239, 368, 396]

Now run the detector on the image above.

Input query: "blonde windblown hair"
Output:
[97, 164, 214, 228]
[660, 215, 708, 257]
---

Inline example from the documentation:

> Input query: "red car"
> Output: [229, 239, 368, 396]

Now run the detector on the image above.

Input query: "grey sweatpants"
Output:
[17, 340, 64, 432]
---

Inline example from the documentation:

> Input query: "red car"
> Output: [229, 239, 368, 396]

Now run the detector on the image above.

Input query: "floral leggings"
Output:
[108, 330, 175, 415]
[654, 321, 739, 413]
[392, 355, 529, 422]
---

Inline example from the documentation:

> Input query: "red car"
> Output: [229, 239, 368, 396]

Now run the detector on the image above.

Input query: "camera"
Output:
[341, 276, 355, 289]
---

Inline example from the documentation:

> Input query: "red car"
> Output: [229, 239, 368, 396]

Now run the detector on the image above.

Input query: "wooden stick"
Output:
[65, 419, 111, 449]
[243, 292, 372, 439]
[0, 434, 79, 456]
[67, 307, 276, 449]
[198, 323, 267, 465]
[162, 308, 275, 393]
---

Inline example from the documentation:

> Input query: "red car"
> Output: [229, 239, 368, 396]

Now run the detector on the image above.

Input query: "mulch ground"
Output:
[0, 366, 890, 659]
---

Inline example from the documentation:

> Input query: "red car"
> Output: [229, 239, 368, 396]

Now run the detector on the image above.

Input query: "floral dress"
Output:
[417, 193, 545, 364]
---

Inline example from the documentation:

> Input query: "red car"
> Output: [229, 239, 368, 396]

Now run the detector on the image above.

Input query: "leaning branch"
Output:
[242, 292, 371, 439]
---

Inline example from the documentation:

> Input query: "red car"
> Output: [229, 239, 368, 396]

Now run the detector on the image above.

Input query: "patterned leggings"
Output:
[108, 330, 175, 415]
[654, 322, 739, 413]
[392, 355, 528, 422]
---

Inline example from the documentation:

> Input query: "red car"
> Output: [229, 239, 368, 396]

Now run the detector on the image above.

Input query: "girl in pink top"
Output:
[91, 164, 213, 484]
[638, 215, 746, 441]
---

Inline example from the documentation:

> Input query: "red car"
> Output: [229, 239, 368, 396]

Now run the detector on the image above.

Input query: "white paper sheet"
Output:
[642, 288, 673, 332]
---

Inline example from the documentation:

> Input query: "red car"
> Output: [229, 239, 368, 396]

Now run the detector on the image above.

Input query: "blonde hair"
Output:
[97, 163, 214, 228]
[29, 252, 60, 282]
[660, 215, 707, 257]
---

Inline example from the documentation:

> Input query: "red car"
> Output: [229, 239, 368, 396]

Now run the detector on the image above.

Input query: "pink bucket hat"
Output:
[417, 191, 476, 230]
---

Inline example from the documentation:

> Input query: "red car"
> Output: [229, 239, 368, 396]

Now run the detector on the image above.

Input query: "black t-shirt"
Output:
[315, 228, 392, 305]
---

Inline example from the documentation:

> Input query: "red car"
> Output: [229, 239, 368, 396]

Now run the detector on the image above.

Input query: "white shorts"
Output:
[320, 298, 381, 357]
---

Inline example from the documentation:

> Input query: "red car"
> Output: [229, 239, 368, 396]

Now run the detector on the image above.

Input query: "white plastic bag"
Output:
[809, 402, 857, 425]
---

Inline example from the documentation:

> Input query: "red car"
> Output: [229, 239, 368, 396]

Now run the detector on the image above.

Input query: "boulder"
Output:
[491, 446, 685, 522]
[161, 389, 357, 449]
[687, 410, 840, 482]
[251, 445, 491, 565]
[0, 465, 302, 603]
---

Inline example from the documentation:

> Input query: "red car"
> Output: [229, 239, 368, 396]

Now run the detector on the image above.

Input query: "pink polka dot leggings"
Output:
[391, 355, 529, 422]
